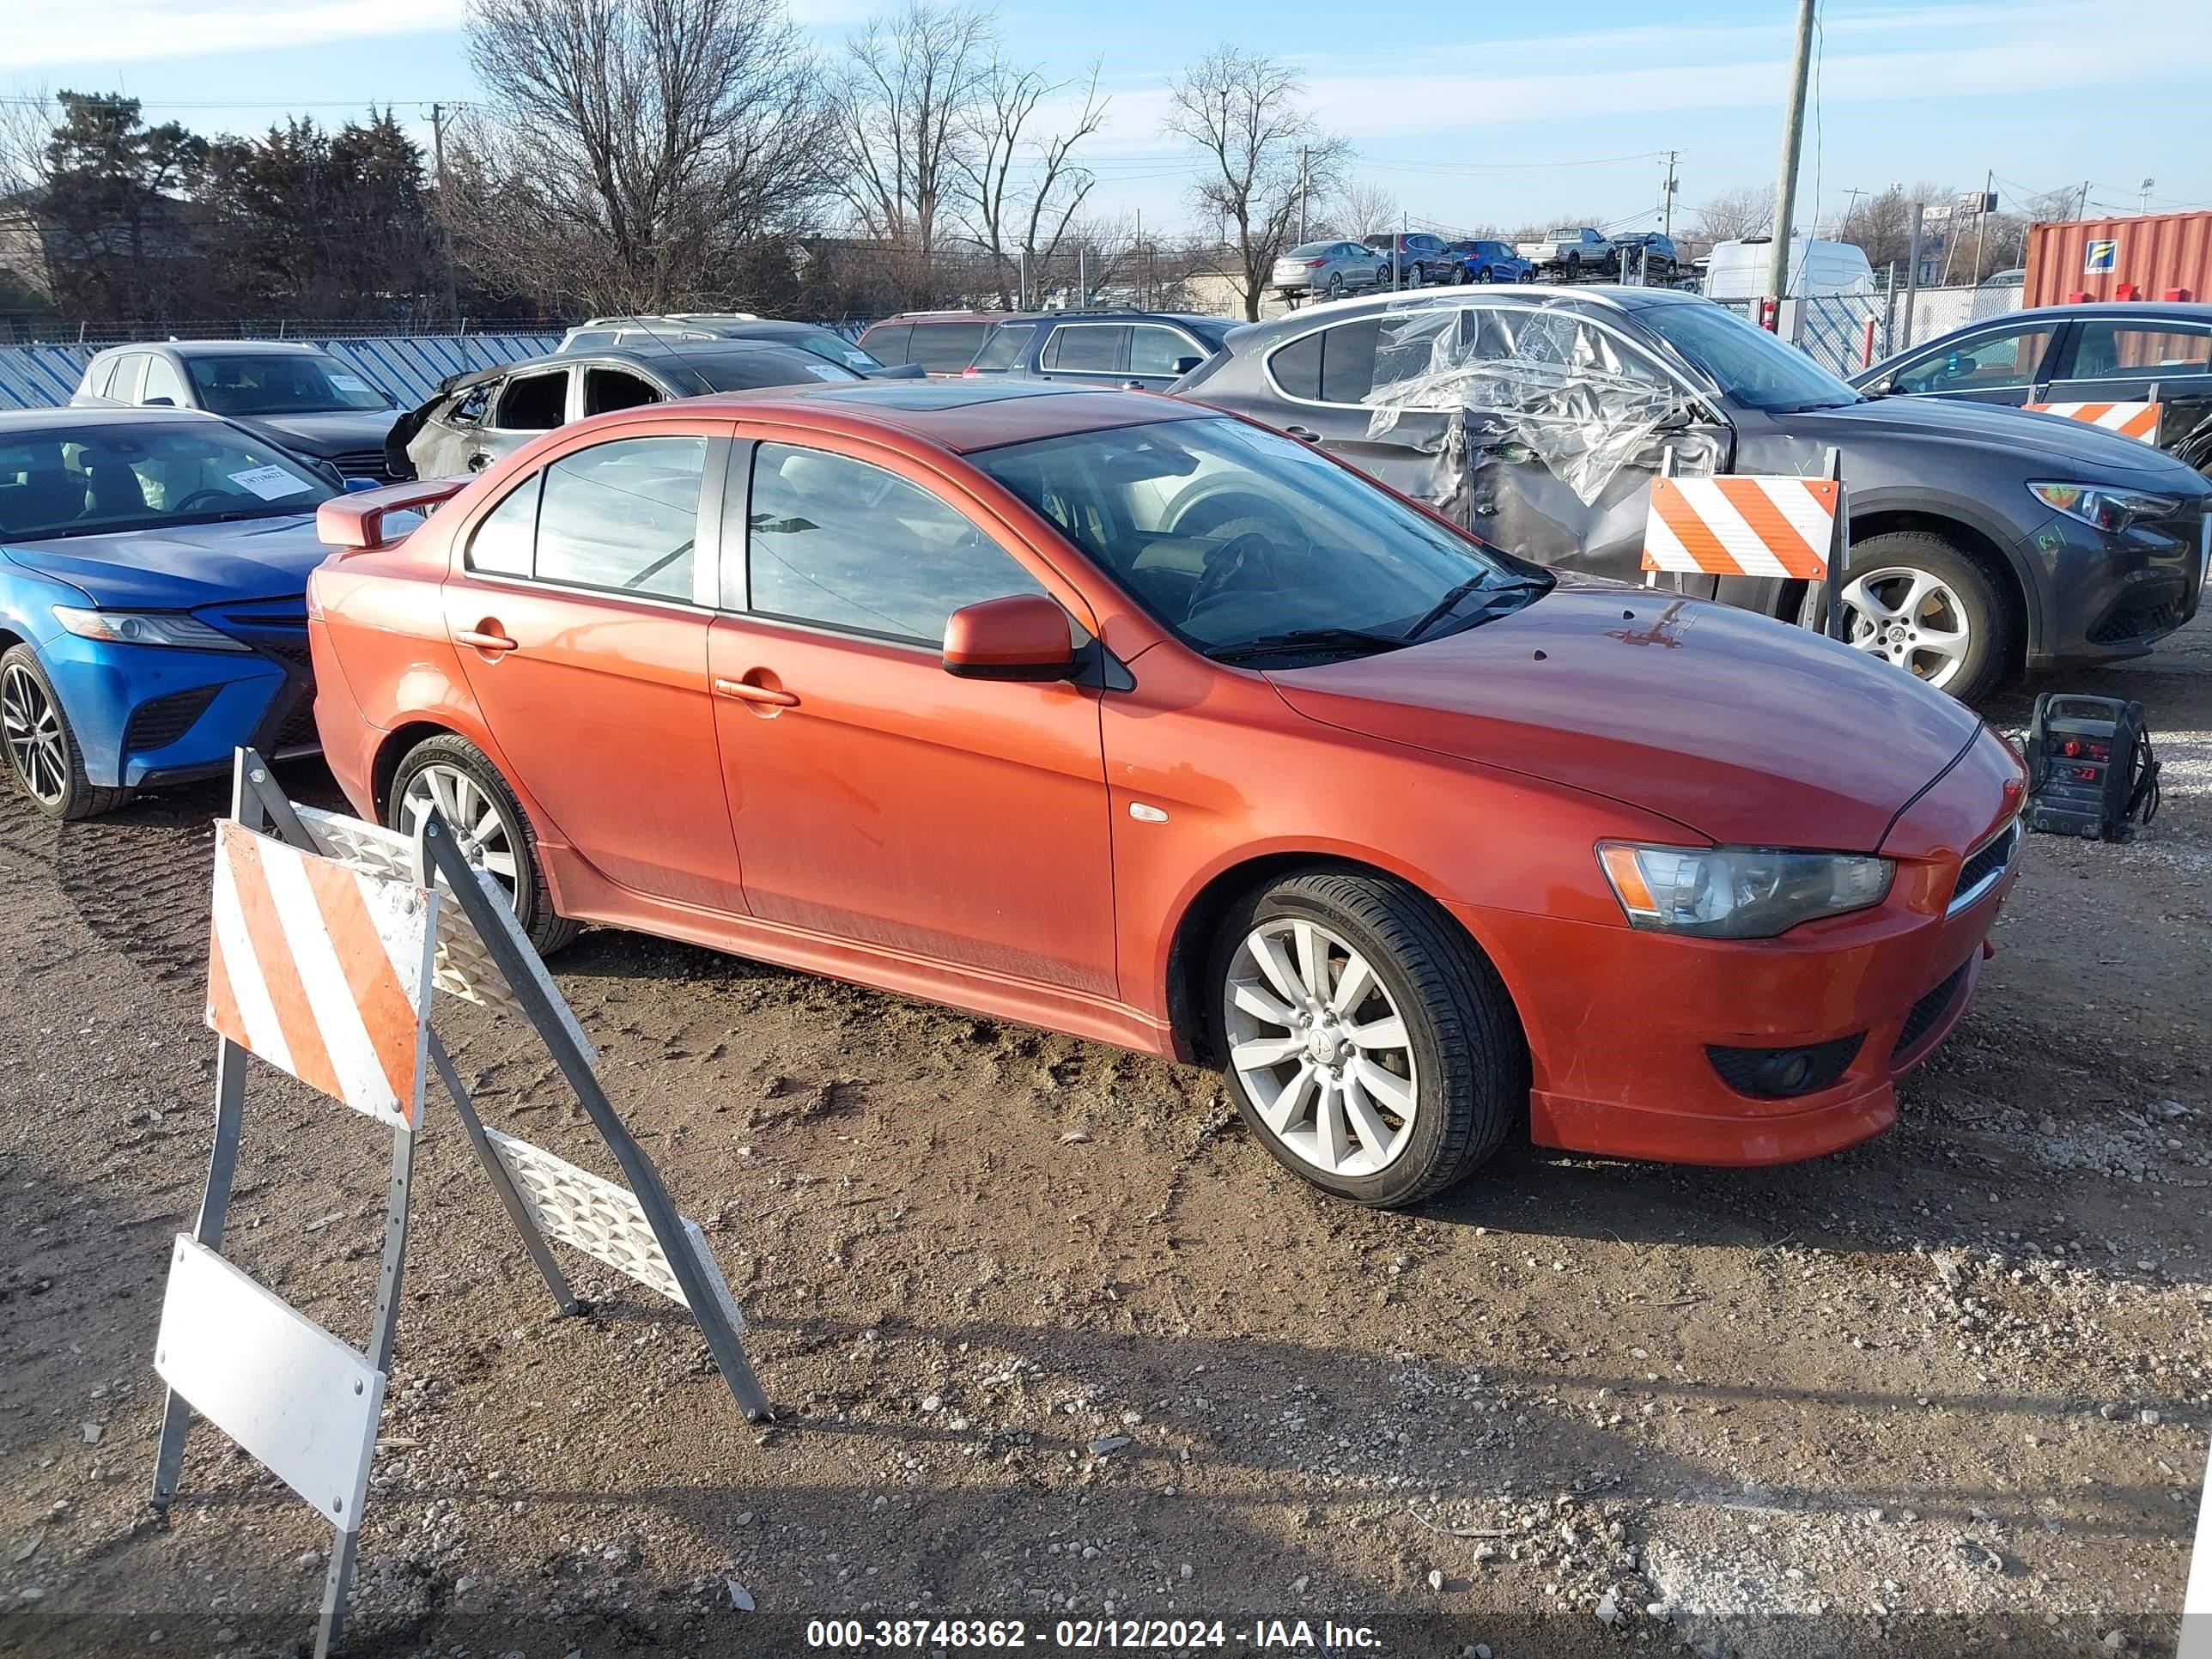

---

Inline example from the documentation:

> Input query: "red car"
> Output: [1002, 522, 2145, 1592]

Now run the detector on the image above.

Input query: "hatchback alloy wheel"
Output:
[400, 762, 520, 897]
[1842, 566, 1972, 690]
[1, 660, 65, 807]
[1224, 916, 1420, 1178]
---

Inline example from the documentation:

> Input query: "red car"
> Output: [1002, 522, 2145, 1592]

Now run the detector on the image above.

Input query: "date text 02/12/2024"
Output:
[804, 1618, 1387, 1649]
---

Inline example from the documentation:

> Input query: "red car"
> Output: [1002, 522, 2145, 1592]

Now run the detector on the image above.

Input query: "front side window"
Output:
[534, 437, 705, 599]
[743, 443, 1047, 643]
[1128, 325, 1200, 377]
[109, 355, 149, 404]
[971, 322, 1038, 371]
[2069, 321, 2212, 381]
[184, 352, 391, 415]
[142, 356, 187, 407]
[975, 416, 1546, 659]
[1642, 300, 1862, 410]
[0, 422, 333, 542]
[860, 323, 912, 365]
[1893, 326, 2056, 395]
[1043, 326, 1124, 374]
[495, 370, 569, 430]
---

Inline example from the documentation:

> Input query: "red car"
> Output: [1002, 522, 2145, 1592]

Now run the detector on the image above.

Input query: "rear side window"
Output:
[971, 322, 1037, 371]
[85, 357, 118, 398]
[1043, 325, 1124, 374]
[495, 370, 568, 429]
[535, 436, 706, 600]
[466, 476, 538, 576]
[860, 322, 912, 365]
[908, 321, 991, 373]
[2070, 321, 2212, 380]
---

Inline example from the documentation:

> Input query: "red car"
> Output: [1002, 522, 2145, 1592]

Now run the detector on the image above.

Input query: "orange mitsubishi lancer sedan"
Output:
[310, 381, 2026, 1206]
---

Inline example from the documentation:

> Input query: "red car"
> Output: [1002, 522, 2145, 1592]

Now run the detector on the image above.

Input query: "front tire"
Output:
[1211, 867, 1522, 1208]
[387, 732, 579, 954]
[1839, 532, 2011, 703]
[1, 646, 130, 820]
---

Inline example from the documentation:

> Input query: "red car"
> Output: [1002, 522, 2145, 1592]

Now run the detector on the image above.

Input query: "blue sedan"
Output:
[0, 406, 341, 818]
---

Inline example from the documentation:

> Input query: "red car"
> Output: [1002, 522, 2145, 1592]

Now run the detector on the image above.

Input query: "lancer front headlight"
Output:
[52, 606, 251, 652]
[1596, 842, 1893, 939]
[2027, 481, 2180, 536]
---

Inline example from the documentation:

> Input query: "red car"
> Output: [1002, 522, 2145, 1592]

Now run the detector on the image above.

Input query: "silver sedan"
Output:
[1272, 240, 1392, 301]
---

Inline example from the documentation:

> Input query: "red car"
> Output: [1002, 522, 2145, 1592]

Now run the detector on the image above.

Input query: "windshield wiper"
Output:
[1403, 575, 1548, 641]
[1206, 627, 1404, 665]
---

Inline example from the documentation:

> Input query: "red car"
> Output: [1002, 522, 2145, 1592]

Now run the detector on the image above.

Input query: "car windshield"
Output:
[184, 353, 391, 416]
[0, 422, 335, 542]
[975, 416, 1550, 662]
[786, 328, 884, 372]
[1640, 301, 1864, 411]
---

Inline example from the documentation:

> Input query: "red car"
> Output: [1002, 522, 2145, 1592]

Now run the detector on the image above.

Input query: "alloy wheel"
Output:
[399, 763, 520, 900]
[1842, 565, 1972, 690]
[2, 662, 67, 806]
[1223, 916, 1419, 1178]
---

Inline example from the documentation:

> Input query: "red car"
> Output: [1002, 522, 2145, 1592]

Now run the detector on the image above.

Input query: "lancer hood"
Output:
[1267, 578, 1982, 851]
[3, 514, 329, 610]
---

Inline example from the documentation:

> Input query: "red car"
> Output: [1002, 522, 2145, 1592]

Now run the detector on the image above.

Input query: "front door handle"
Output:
[456, 623, 518, 653]
[467, 452, 492, 472]
[714, 676, 799, 708]
[1285, 424, 1322, 442]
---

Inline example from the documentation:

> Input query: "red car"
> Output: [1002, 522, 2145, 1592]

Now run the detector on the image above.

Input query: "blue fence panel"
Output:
[0, 333, 559, 412]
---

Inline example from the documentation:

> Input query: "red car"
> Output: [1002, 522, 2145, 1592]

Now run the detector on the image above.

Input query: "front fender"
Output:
[1844, 483, 2048, 655]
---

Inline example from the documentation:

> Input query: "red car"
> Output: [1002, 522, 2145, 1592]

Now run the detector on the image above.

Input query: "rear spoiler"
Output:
[317, 478, 470, 552]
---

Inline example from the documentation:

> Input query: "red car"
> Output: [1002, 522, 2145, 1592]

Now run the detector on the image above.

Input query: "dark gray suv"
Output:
[1173, 288, 2212, 702]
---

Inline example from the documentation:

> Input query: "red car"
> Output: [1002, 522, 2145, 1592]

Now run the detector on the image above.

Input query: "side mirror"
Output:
[343, 475, 380, 493]
[144, 396, 174, 407]
[1172, 356, 1205, 376]
[941, 593, 1076, 683]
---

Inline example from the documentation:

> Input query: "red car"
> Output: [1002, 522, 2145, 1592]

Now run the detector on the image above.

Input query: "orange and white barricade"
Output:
[1640, 461, 1850, 638]
[151, 750, 765, 1659]
[2024, 401, 2161, 443]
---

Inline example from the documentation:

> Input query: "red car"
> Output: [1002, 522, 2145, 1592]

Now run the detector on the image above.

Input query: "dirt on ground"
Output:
[0, 622, 2208, 1659]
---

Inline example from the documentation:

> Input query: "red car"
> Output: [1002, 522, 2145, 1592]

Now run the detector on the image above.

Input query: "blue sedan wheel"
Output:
[1, 647, 129, 820]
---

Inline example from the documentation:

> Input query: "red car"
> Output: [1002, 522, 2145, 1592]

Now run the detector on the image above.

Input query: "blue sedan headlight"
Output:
[52, 606, 252, 652]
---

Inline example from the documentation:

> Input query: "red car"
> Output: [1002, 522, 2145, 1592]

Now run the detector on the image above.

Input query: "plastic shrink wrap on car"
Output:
[1355, 301, 1722, 568]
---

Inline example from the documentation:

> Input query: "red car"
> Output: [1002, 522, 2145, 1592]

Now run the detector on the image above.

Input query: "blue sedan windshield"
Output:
[0, 422, 335, 542]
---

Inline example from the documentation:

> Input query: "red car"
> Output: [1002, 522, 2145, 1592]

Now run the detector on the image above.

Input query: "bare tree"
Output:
[449, 0, 830, 313]
[1164, 46, 1345, 321]
[956, 58, 1105, 307]
[1683, 185, 1771, 256]
[1328, 179, 1398, 243]
[834, 0, 995, 284]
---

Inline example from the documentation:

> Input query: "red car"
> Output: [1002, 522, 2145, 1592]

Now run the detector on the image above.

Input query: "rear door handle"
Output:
[714, 676, 799, 708]
[456, 624, 518, 653]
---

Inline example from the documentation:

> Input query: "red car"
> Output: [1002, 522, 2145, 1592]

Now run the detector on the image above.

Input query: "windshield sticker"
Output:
[228, 465, 305, 501]
[805, 364, 849, 380]
[328, 373, 374, 392]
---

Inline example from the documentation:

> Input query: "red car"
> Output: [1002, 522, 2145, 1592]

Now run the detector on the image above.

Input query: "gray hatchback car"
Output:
[1173, 288, 2212, 702]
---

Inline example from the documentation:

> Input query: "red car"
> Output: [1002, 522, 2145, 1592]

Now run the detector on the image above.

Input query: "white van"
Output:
[1702, 235, 1875, 301]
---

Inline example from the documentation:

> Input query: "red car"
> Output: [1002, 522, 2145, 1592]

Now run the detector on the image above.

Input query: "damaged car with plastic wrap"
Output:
[1173, 287, 2212, 703]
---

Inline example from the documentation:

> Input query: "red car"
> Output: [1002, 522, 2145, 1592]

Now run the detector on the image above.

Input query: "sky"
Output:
[3, 0, 2209, 243]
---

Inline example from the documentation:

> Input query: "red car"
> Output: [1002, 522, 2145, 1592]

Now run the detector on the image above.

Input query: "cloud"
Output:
[0, 0, 465, 65]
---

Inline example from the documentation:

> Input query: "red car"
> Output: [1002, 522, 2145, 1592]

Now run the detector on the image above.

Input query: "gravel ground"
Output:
[0, 621, 2207, 1659]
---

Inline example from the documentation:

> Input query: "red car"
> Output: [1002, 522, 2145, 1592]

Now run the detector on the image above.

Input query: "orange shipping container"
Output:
[2023, 211, 2212, 309]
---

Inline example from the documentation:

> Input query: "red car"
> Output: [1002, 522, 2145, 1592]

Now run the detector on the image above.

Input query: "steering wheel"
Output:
[171, 487, 240, 514]
[1186, 530, 1287, 620]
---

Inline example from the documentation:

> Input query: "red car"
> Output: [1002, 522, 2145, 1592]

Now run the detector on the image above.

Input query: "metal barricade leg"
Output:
[428, 1033, 576, 1316]
[416, 816, 770, 1421]
[150, 1036, 248, 1511]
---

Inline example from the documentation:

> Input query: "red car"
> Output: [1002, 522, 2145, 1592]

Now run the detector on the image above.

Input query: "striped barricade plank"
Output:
[1642, 476, 1839, 581]
[204, 820, 437, 1129]
[2024, 401, 2160, 441]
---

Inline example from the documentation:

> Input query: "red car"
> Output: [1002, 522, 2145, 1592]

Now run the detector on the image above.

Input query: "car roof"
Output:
[1969, 300, 2212, 325]
[862, 310, 1007, 326]
[0, 404, 230, 433]
[91, 339, 329, 359]
[586, 380, 1207, 454]
[1221, 284, 1643, 350]
[449, 339, 834, 388]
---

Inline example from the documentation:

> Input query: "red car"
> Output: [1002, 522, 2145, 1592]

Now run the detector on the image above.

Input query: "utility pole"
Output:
[2079, 180, 2092, 221]
[1134, 207, 1142, 308]
[430, 101, 459, 324]
[2139, 177, 2155, 215]
[1900, 201, 1925, 352]
[1765, 0, 1817, 304]
[1297, 146, 1310, 244]
[1661, 149, 1678, 239]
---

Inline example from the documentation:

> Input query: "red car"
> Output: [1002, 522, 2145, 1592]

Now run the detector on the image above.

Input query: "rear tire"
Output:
[1210, 867, 1523, 1208]
[1, 645, 131, 821]
[1839, 531, 2012, 704]
[387, 732, 580, 954]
